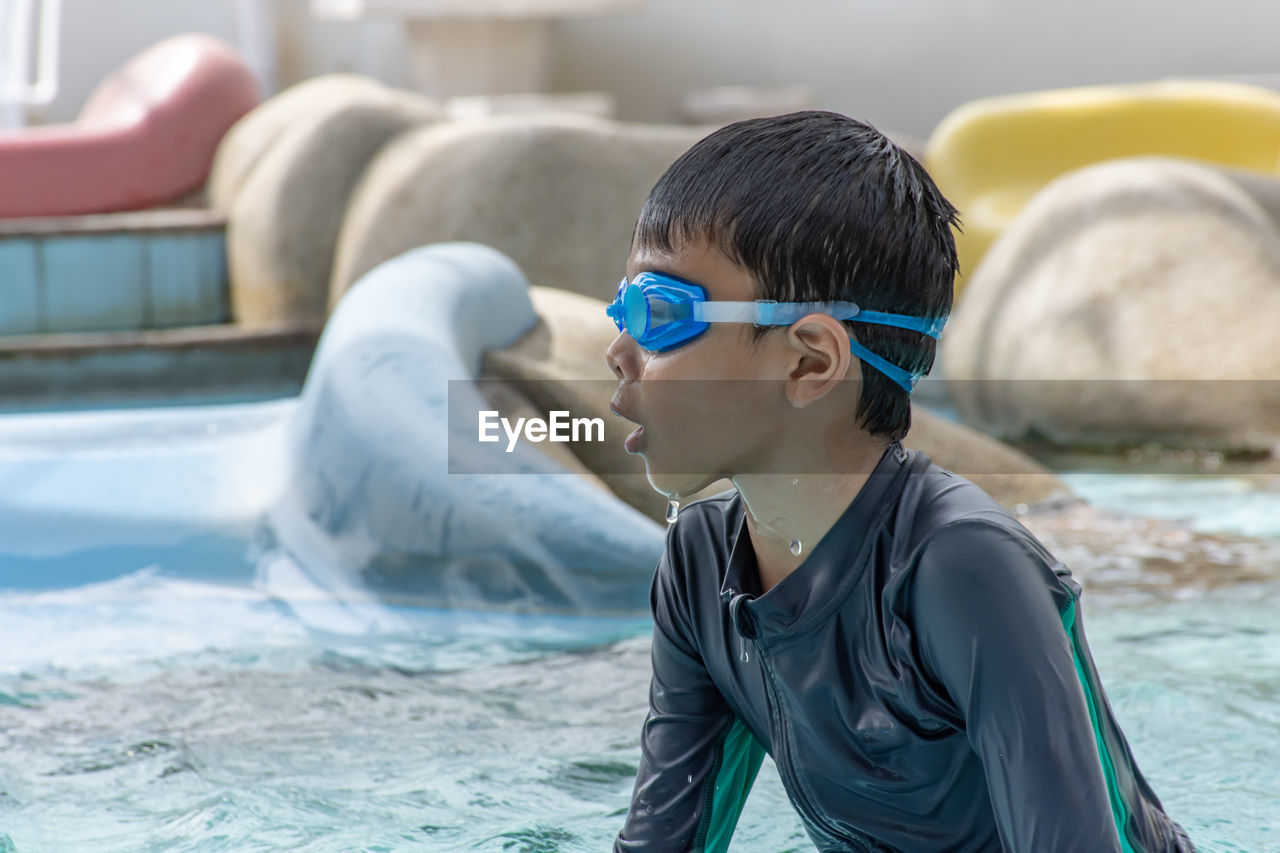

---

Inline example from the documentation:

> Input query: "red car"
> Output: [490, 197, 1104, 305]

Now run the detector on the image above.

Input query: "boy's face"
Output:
[606, 236, 800, 499]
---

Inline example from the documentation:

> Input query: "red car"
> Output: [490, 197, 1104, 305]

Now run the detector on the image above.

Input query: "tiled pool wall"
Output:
[0, 210, 228, 334]
[0, 210, 317, 407]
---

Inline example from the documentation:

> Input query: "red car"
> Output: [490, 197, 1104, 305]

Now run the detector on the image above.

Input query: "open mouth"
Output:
[610, 396, 646, 453]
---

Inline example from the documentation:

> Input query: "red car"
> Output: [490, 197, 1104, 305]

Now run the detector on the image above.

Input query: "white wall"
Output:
[26, 0, 1280, 139]
[33, 0, 411, 123]
[36, 0, 235, 122]
[550, 0, 1280, 137]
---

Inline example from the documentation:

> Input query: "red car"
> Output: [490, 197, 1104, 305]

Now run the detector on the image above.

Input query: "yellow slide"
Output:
[924, 80, 1280, 293]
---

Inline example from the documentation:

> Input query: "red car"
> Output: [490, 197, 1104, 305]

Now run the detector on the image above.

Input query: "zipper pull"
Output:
[739, 635, 750, 663]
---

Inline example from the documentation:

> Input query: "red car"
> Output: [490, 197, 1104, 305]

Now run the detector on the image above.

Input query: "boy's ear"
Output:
[783, 316, 854, 408]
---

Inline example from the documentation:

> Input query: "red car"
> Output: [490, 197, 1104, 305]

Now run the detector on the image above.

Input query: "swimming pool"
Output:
[1, 463, 1277, 850]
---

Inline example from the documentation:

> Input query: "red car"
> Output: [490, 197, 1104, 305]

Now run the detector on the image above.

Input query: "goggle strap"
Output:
[690, 300, 943, 339]
[848, 337, 920, 394]
[755, 300, 863, 324]
[693, 300, 863, 325]
[853, 309, 946, 339]
[690, 301, 761, 323]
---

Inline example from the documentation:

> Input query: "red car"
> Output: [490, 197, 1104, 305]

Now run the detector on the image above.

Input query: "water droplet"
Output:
[666, 500, 680, 523]
[790, 539, 803, 556]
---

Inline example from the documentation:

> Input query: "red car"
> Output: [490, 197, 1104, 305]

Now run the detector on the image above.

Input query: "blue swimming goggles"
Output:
[605, 271, 947, 393]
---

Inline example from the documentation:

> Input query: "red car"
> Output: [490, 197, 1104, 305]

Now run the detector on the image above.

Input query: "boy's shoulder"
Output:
[897, 452, 1032, 548]
[896, 452, 1082, 604]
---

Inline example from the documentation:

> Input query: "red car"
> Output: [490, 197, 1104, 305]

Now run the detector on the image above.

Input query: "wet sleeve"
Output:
[910, 521, 1128, 853]
[614, 530, 765, 853]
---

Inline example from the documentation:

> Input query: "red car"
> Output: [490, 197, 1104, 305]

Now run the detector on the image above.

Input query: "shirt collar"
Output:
[720, 440, 912, 639]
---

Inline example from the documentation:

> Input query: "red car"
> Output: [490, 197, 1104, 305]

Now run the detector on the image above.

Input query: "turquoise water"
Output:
[2, 476, 1279, 851]
[1061, 471, 1280, 540]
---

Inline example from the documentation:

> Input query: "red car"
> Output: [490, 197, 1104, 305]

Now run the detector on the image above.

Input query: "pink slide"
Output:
[0, 34, 260, 219]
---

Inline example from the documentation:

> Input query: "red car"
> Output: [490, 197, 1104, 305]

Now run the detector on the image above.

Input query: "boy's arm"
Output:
[614, 533, 765, 853]
[910, 521, 1129, 853]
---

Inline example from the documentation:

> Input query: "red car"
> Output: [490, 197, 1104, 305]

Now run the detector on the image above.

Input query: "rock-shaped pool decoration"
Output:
[212, 75, 442, 328]
[943, 157, 1280, 455]
[329, 113, 712, 307]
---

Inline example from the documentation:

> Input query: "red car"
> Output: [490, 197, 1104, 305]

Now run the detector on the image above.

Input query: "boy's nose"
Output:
[606, 330, 641, 381]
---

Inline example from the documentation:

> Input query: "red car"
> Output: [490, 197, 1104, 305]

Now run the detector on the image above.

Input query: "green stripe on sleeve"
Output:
[1060, 596, 1139, 853]
[696, 716, 766, 853]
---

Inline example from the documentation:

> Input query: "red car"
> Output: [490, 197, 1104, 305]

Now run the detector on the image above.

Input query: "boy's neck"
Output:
[732, 433, 891, 595]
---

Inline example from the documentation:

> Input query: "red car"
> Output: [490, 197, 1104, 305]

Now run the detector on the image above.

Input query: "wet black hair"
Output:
[633, 110, 961, 441]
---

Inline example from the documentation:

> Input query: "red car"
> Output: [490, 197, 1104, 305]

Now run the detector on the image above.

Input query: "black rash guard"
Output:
[614, 441, 1197, 853]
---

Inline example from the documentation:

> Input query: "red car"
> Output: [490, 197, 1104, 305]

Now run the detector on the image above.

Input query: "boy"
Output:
[604, 112, 1196, 852]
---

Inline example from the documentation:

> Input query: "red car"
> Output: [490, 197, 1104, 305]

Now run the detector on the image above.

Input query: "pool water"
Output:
[2, 475, 1279, 852]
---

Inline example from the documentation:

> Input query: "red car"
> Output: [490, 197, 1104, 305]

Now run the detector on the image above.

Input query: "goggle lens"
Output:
[622, 284, 651, 340]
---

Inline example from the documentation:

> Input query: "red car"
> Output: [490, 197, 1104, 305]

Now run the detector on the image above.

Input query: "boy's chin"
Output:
[641, 460, 721, 503]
